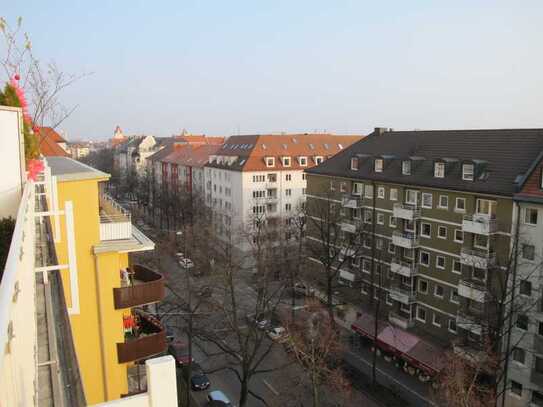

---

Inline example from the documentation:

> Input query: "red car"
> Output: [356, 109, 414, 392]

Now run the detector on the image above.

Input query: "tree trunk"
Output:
[239, 378, 249, 407]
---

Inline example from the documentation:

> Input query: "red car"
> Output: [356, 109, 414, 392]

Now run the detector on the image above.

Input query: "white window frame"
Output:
[377, 213, 385, 225]
[352, 183, 363, 196]
[405, 189, 418, 205]
[454, 229, 463, 243]
[385, 293, 393, 305]
[420, 222, 431, 238]
[438, 195, 449, 209]
[376, 239, 383, 250]
[378, 186, 385, 199]
[422, 192, 433, 208]
[362, 259, 371, 274]
[420, 251, 430, 267]
[314, 156, 324, 165]
[418, 279, 428, 294]
[416, 306, 427, 322]
[364, 184, 374, 198]
[437, 225, 447, 240]
[432, 312, 442, 327]
[389, 216, 397, 228]
[436, 255, 446, 270]
[450, 288, 459, 304]
[390, 188, 398, 201]
[375, 159, 383, 172]
[282, 156, 291, 167]
[434, 162, 445, 178]
[299, 156, 307, 166]
[350, 157, 359, 170]
[388, 242, 395, 254]
[434, 284, 444, 299]
[448, 319, 457, 333]
[455, 197, 466, 212]
[452, 260, 461, 275]
[361, 284, 368, 295]
[524, 207, 539, 226]
[265, 157, 275, 167]
[462, 163, 474, 181]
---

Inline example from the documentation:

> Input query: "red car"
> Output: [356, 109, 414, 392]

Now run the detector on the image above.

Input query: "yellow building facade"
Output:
[46, 157, 165, 404]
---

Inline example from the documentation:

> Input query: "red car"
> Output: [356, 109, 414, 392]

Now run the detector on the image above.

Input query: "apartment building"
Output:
[114, 134, 161, 176]
[45, 156, 169, 403]
[305, 128, 543, 372]
[505, 153, 543, 407]
[204, 133, 362, 256]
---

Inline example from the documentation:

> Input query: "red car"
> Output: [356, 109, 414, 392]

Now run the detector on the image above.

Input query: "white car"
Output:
[268, 327, 287, 342]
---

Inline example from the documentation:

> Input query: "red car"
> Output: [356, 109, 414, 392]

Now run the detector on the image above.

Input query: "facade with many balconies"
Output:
[305, 127, 543, 371]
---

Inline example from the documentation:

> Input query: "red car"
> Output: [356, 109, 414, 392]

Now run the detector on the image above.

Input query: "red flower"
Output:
[14, 74, 20, 81]
[26, 159, 44, 181]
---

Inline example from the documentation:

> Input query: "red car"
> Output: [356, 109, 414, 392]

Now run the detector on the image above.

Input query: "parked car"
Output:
[182, 362, 210, 391]
[207, 390, 233, 406]
[179, 258, 194, 268]
[168, 342, 194, 367]
[268, 327, 288, 342]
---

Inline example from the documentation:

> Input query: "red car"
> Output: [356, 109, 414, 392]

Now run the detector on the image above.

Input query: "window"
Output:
[365, 184, 374, 198]
[476, 199, 497, 218]
[539, 321, 543, 336]
[522, 244, 535, 261]
[448, 319, 457, 333]
[434, 285, 444, 298]
[532, 390, 543, 406]
[282, 156, 291, 167]
[268, 173, 277, 182]
[285, 189, 292, 196]
[340, 182, 347, 192]
[452, 260, 461, 274]
[402, 160, 411, 175]
[422, 193, 433, 208]
[437, 225, 447, 239]
[376, 239, 383, 250]
[519, 280, 532, 296]
[352, 183, 363, 196]
[302, 173, 306, 180]
[378, 187, 385, 199]
[386, 293, 393, 305]
[405, 220, 415, 232]
[420, 251, 430, 266]
[421, 223, 431, 238]
[329, 180, 335, 191]
[512, 347, 526, 364]
[350, 157, 359, 170]
[455, 197, 466, 212]
[285, 174, 292, 181]
[432, 313, 442, 327]
[285, 203, 292, 211]
[510, 381, 522, 397]
[418, 279, 428, 294]
[474, 234, 488, 249]
[438, 195, 449, 209]
[462, 163, 474, 181]
[390, 188, 398, 201]
[389, 216, 397, 228]
[416, 306, 427, 322]
[405, 190, 418, 205]
[299, 156, 307, 166]
[524, 208, 538, 225]
[472, 267, 486, 281]
[434, 162, 445, 178]
[315, 156, 324, 165]
[363, 238, 371, 249]
[362, 260, 371, 273]
[377, 213, 385, 225]
[265, 157, 275, 167]
[388, 242, 395, 254]
[436, 256, 445, 270]
[375, 159, 383, 172]
[536, 356, 543, 374]
[361, 283, 368, 295]
[364, 210, 373, 224]
[516, 314, 528, 330]
[450, 288, 459, 304]
[454, 230, 463, 243]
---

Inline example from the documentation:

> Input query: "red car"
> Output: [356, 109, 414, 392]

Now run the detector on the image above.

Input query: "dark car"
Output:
[183, 362, 210, 391]
[168, 342, 194, 367]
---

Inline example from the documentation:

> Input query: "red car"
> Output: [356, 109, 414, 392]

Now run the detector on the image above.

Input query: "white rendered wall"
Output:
[0, 106, 25, 218]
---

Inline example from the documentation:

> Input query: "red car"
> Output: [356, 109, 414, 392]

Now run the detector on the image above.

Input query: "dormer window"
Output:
[299, 156, 307, 166]
[282, 156, 291, 167]
[462, 163, 474, 181]
[351, 157, 359, 170]
[374, 159, 383, 173]
[402, 160, 411, 175]
[434, 162, 445, 178]
[265, 157, 275, 167]
[314, 156, 324, 165]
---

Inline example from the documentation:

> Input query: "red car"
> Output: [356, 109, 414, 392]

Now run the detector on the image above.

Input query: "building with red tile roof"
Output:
[38, 127, 70, 157]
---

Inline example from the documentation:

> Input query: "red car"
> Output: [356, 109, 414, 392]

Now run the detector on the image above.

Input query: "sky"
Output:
[2, 1, 543, 141]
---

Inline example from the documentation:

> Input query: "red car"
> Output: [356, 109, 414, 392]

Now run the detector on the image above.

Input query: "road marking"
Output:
[262, 379, 279, 396]
[349, 351, 436, 407]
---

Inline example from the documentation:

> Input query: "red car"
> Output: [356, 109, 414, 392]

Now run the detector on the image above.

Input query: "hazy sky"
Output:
[3, 1, 543, 140]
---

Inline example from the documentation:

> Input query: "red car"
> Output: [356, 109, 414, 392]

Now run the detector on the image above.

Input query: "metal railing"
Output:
[462, 214, 498, 233]
[117, 311, 167, 363]
[113, 265, 165, 309]
[99, 193, 132, 240]
[393, 203, 421, 217]
[460, 247, 496, 260]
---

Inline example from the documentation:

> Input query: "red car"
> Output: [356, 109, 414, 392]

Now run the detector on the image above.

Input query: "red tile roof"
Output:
[163, 144, 223, 168]
[39, 127, 66, 143]
[38, 129, 70, 157]
[174, 135, 225, 145]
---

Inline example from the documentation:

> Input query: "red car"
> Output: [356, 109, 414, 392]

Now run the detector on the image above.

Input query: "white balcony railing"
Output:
[462, 214, 498, 235]
[392, 231, 419, 249]
[389, 286, 417, 305]
[393, 203, 421, 221]
[342, 194, 363, 209]
[388, 312, 415, 329]
[458, 280, 488, 303]
[340, 219, 360, 234]
[99, 193, 132, 240]
[460, 247, 496, 269]
[456, 313, 483, 336]
[389, 258, 418, 277]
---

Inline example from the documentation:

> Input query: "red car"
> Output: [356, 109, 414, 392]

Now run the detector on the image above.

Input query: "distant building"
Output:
[111, 125, 128, 147]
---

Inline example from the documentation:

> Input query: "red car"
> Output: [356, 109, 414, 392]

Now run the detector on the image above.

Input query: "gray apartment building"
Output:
[305, 127, 543, 403]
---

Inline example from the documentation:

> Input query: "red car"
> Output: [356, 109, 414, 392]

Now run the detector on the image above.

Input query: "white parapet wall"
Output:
[0, 106, 25, 219]
[91, 356, 178, 407]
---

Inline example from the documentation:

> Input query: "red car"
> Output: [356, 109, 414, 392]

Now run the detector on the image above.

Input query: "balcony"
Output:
[462, 214, 498, 235]
[117, 311, 167, 363]
[392, 231, 419, 249]
[389, 286, 417, 305]
[389, 258, 418, 277]
[393, 203, 421, 221]
[458, 279, 488, 303]
[388, 312, 415, 329]
[340, 219, 361, 234]
[113, 265, 165, 309]
[460, 247, 496, 269]
[342, 194, 363, 209]
[452, 340, 487, 365]
[456, 313, 482, 335]
[99, 193, 132, 240]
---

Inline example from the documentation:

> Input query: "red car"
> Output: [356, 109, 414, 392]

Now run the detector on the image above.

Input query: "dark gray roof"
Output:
[307, 128, 543, 197]
[47, 156, 109, 181]
[147, 141, 175, 162]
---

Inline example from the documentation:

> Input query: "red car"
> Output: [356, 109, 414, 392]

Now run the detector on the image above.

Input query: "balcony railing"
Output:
[392, 231, 419, 249]
[460, 247, 496, 269]
[117, 311, 167, 363]
[389, 258, 418, 277]
[99, 193, 132, 240]
[456, 313, 483, 335]
[342, 194, 363, 209]
[389, 286, 417, 305]
[340, 219, 361, 234]
[462, 214, 498, 235]
[393, 203, 421, 220]
[113, 265, 165, 309]
[458, 279, 488, 303]
[388, 312, 415, 329]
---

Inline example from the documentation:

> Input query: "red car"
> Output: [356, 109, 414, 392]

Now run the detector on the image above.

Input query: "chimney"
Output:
[374, 127, 388, 136]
